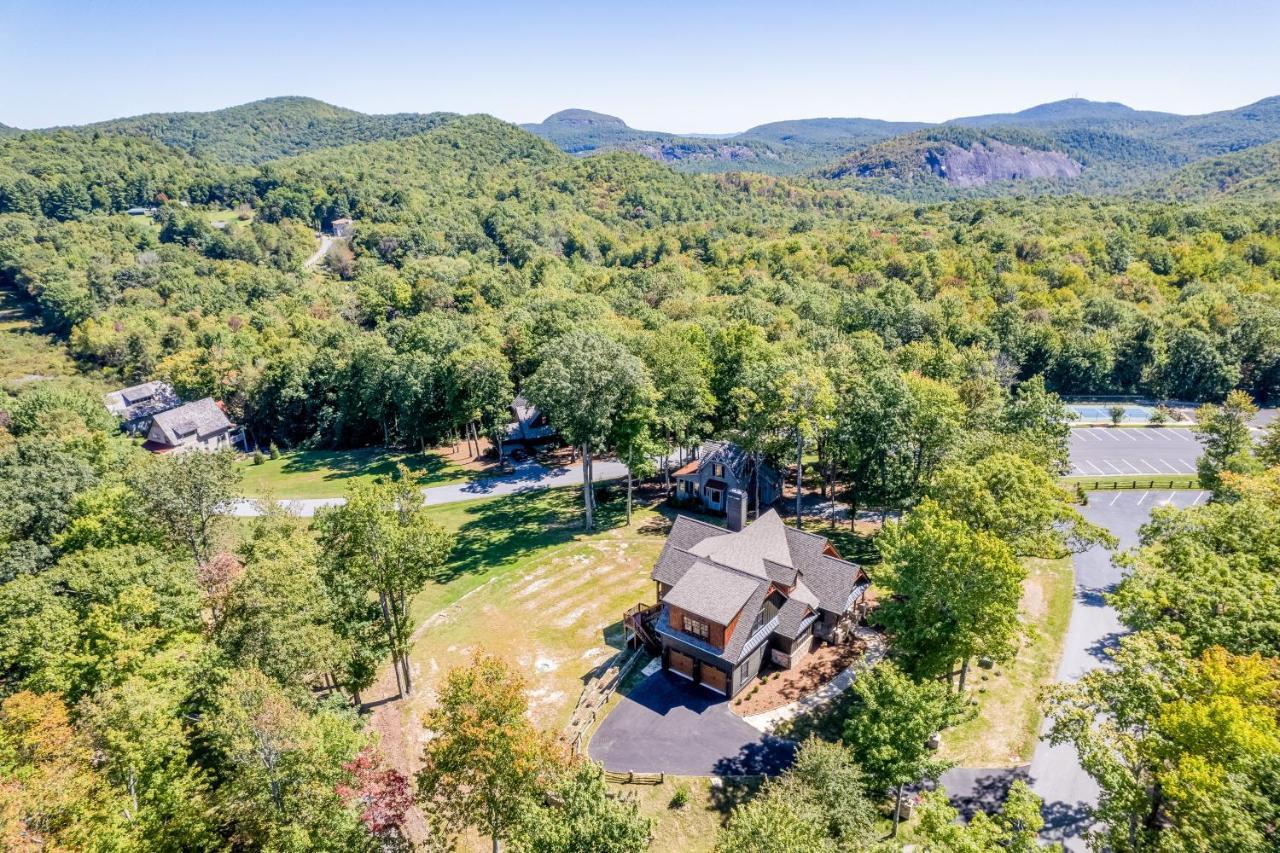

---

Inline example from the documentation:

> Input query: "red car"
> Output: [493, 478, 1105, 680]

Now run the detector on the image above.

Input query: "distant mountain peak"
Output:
[948, 98, 1152, 128]
[541, 109, 628, 128]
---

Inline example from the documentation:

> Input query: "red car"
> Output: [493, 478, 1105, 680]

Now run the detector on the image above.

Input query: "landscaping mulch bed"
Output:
[730, 640, 865, 716]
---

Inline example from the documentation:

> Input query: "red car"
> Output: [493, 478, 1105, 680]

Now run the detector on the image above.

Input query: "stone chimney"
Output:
[726, 489, 747, 532]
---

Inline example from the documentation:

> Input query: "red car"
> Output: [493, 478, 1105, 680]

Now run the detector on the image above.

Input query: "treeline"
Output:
[6, 116, 1280, 451]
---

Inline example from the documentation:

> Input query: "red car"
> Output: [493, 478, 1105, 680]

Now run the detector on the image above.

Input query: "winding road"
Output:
[1029, 489, 1206, 850]
[303, 234, 336, 268]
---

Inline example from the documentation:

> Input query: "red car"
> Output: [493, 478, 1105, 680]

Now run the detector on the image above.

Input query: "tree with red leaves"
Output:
[338, 746, 413, 845]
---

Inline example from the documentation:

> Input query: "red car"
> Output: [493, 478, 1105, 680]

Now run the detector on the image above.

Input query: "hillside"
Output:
[819, 127, 1090, 197]
[0, 130, 208, 218]
[948, 98, 1176, 128]
[1141, 140, 1280, 201]
[78, 96, 459, 164]
[520, 109, 797, 173]
[739, 116, 929, 145]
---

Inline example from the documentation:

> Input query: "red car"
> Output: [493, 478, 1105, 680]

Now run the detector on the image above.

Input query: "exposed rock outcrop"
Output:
[924, 139, 1081, 186]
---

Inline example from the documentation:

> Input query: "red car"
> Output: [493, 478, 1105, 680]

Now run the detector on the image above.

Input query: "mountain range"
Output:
[7, 95, 1280, 201]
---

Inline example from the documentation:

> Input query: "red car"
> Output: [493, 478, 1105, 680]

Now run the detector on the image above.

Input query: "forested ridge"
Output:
[4, 98, 1280, 850]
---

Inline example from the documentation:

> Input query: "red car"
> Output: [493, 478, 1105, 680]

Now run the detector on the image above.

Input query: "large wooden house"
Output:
[649, 493, 869, 697]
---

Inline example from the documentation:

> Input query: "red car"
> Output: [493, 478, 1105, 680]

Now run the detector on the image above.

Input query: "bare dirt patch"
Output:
[730, 641, 864, 716]
[433, 435, 501, 474]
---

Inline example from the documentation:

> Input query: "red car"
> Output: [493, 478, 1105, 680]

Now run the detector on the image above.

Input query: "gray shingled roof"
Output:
[692, 440, 782, 488]
[664, 562, 763, 625]
[151, 398, 232, 442]
[775, 597, 816, 639]
[688, 511, 793, 579]
[652, 508, 868, 652]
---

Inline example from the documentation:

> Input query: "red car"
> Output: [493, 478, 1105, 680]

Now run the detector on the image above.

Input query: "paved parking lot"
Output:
[1068, 427, 1201, 476]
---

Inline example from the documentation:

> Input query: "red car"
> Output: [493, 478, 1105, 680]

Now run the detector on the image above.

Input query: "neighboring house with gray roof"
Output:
[672, 440, 782, 514]
[144, 397, 235, 453]
[507, 394, 555, 445]
[649, 500, 869, 697]
[104, 381, 182, 434]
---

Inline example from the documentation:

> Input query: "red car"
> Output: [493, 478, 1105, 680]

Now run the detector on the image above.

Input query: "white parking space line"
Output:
[1157, 459, 1180, 473]
[1192, 491, 1207, 505]
[1137, 459, 1162, 473]
[1083, 460, 1106, 474]
[1121, 460, 1143, 473]
[1137, 491, 1150, 505]
[1134, 431, 1155, 441]
[1109, 492, 1122, 505]
[1104, 460, 1126, 474]
[1119, 431, 1139, 441]
[1177, 459, 1195, 471]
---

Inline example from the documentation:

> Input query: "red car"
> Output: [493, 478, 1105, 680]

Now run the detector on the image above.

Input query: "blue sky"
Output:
[3, 0, 1278, 131]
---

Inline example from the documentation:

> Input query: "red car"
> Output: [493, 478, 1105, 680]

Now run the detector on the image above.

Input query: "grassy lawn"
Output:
[236, 447, 473, 499]
[369, 485, 677, 800]
[1063, 474, 1199, 491]
[779, 556, 1075, 770]
[398, 487, 669, 731]
[937, 556, 1074, 767]
[616, 776, 761, 853]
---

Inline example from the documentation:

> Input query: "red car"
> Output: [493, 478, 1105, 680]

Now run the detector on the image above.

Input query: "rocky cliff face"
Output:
[923, 139, 1081, 186]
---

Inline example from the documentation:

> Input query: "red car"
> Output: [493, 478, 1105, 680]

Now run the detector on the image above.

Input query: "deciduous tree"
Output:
[524, 328, 653, 531]
[315, 467, 454, 696]
[840, 661, 968, 836]
[877, 499, 1026, 687]
[417, 651, 554, 853]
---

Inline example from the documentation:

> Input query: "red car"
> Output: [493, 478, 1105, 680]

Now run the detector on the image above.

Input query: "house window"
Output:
[713, 463, 725, 478]
[708, 489, 721, 506]
[682, 615, 710, 640]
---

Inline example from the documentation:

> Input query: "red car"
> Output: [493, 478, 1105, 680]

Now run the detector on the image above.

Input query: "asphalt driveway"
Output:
[1029, 489, 1206, 850]
[588, 671, 795, 776]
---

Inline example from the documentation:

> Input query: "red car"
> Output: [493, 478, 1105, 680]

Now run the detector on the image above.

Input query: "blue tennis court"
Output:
[1068, 404, 1154, 423]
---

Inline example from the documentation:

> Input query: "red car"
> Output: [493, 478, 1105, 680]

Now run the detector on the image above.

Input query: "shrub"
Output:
[268, 442, 281, 460]
[1108, 404, 1126, 426]
[669, 784, 690, 809]
[252, 450, 266, 465]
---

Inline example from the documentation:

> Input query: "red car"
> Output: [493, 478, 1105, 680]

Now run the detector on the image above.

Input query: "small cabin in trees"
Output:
[672, 440, 782, 514]
[104, 381, 182, 434]
[508, 395, 555, 444]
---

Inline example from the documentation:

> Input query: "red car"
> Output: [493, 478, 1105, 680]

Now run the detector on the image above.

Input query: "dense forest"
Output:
[4, 95, 1280, 850]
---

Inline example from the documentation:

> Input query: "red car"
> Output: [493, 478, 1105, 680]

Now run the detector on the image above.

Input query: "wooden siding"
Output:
[666, 603, 727, 650]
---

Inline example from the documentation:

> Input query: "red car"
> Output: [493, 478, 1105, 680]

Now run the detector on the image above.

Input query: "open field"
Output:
[0, 286, 77, 386]
[236, 447, 474, 498]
